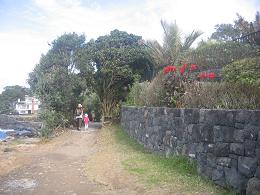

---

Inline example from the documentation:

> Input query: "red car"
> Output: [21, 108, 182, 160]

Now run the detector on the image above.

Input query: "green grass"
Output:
[113, 125, 235, 195]
[9, 139, 24, 145]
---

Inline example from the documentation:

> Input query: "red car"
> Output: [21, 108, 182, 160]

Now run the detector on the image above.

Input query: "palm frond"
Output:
[146, 40, 168, 67]
[148, 20, 202, 70]
[161, 20, 182, 64]
[182, 30, 203, 50]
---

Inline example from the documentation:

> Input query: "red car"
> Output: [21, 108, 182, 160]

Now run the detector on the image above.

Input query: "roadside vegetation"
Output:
[85, 125, 235, 195]
[115, 125, 236, 195]
[0, 10, 259, 193]
[125, 13, 260, 109]
[1, 11, 259, 138]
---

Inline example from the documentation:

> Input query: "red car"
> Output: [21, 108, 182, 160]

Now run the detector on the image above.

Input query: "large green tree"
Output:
[210, 11, 260, 45]
[81, 29, 153, 118]
[28, 33, 93, 121]
[29, 30, 152, 123]
[210, 24, 240, 41]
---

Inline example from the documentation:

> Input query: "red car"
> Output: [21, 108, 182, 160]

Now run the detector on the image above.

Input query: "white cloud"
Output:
[29, 0, 260, 41]
[0, 0, 259, 92]
[144, 0, 259, 39]
[0, 31, 49, 92]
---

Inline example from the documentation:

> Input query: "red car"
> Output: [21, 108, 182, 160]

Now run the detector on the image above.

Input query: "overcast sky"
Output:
[0, 0, 259, 93]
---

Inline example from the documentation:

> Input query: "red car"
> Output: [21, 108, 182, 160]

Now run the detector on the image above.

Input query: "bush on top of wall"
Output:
[223, 57, 260, 87]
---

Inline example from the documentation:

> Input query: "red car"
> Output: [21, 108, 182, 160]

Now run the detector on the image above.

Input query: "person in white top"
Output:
[74, 104, 83, 130]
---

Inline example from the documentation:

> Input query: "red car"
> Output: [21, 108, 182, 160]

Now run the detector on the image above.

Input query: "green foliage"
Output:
[83, 92, 101, 121]
[210, 24, 241, 41]
[81, 29, 153, 118]
[186, 41, 258, 70]
[163, 76, 186, 108]
[210, 11, 260, 45]
[234, 11, 260, 45]
[125, 81, 150, 106]
[28, 33, 91, 123]
[162, 64, 202, 108]
[126, 39, 260, 110]
[29, 30, 152, 126]
[181, 82, 260, 109]
[115, 125, 197, 176]
[38, 109, 68, 138]
[32, 66, 85, 119]
[125, 73, 166, 107]
[223, 57, 260, 86]
[126, 65, 201, 108]
[0, 85, 31, 114]
[40, 127, 52, 139]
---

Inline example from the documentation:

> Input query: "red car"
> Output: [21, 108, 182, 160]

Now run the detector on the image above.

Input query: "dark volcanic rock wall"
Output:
[121, 106, 260, 194]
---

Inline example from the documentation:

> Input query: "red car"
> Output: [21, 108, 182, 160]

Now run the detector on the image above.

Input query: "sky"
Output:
[0, 0, 260, 93]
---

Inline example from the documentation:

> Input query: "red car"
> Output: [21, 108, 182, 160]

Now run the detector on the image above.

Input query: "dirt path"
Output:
[0, 127, 124, 195]
[0, 125, 223, 195]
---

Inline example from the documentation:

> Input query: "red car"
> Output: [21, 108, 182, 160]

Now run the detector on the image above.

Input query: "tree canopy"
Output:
[28, 33, 92, 120]
[210, 11, 260, 45]
[80, 29, 153, 118]
[210, 24, 240, 41]
[28, 30, 153, 123]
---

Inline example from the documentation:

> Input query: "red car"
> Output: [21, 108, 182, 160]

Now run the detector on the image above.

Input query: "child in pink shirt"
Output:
[84, 114, 89, 130]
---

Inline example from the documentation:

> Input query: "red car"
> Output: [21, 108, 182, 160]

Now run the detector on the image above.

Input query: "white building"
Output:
[15, 95, 40, 115]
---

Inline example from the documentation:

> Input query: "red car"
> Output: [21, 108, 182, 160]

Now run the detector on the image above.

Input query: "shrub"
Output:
[223, 57, 260, 87]
[142, 73, 166, 106]
[162, 63, 217, 107]
[38, 109, 68, 138]
[40, 127, 52, 139]
[126, 64, 220, 108]
[125, 73, 166, 107]
[181, 82, 260, 109]
[125, 81, 149, 106]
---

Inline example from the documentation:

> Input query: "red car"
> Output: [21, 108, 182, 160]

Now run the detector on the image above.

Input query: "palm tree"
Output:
[147, 20, 203, 73]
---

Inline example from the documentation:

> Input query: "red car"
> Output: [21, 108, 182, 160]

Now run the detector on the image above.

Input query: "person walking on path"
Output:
[91, 111, 95, 122]
[84, 114, 89, 130]
[75, 104, 83, 130]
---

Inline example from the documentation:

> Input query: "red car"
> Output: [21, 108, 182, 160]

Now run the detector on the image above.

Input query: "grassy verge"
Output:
[114, 125, 235, 195]
[9, 139, 25, 145]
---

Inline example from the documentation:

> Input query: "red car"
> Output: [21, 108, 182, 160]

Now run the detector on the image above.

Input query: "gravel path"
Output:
[0, 127, 116, 195]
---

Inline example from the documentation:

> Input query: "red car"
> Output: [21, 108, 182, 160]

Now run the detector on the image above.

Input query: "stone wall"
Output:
[121, 106, 260, 194]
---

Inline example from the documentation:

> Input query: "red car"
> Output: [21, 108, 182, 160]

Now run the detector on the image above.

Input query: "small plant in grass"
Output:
[40, 127, 52, 139]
